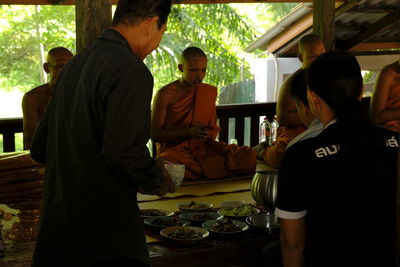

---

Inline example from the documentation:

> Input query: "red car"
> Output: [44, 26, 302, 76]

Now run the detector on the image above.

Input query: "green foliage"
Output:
[146, 4, 258, 90]
[0, 3, 298, 94]
[362, 70, 378, 84]
[0, 5, 75, 93]
[230, 3, 298, 35]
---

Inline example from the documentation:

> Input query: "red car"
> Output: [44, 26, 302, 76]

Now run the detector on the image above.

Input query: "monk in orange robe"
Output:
[151, 47, 256, 179]
[371, 60, 400, 132]
[253, 34, 325, 169]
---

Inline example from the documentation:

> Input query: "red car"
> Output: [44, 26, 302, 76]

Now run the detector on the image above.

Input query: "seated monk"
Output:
[253, 34, 326, 169]
[151, 47, 256, 179]
[370, 60, 400, 132]
[22, 47, 73, 150]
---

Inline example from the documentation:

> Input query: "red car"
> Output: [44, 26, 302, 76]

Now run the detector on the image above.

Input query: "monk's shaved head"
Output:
[44, 47, 73, 85]
[180, 47, 207, 64]
[297, 34, 326, 69]
[47, 47, 73, 63]
[298, 34, 323, 53]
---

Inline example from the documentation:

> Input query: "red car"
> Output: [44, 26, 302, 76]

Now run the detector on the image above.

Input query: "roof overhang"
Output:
[245, 0, 400, 56]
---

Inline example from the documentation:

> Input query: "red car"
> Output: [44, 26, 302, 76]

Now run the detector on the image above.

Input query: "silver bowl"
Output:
[246, 213, 280, 232]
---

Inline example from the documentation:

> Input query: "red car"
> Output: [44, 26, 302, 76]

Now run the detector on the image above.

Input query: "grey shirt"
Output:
[31, 29, 163, 267]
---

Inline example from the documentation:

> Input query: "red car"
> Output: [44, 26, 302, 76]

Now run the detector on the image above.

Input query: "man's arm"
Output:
[22, 93, 40, 150]
[151, 89, 208, 142]
[370, 66, 400, 124]
[280, 217, 306, 267]
[101, 67, 173, 193]
[276, 70, 303, 127]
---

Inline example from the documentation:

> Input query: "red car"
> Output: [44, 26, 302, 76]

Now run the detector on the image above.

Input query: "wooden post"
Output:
[312, 0, 335, 51]
[75, 0, 112, 53]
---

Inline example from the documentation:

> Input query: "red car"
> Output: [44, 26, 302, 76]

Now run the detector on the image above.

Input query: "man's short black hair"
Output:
[290, 69, 309, 106]
[112, 0, 171, 29]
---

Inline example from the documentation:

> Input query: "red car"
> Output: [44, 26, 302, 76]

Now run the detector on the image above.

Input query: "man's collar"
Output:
[98, 28, 133, 54]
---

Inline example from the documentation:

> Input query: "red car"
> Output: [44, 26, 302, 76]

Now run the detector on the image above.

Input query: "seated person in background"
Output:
[22, 47, 73, 149]
[276, 51, 397, 267]
[370, 59, 400, 132]
[253, 34, 326, 169]
[286, 69, 323, 149]
[152, 47, 256, 180]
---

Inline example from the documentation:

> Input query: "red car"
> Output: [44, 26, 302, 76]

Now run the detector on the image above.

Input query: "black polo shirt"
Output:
[276, 121, 398, 267]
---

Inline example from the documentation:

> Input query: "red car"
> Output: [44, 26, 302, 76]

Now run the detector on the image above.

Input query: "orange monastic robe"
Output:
[382, 82, 400, 132]
[157, 83, 256, 179]
[262, 125, 305, 169]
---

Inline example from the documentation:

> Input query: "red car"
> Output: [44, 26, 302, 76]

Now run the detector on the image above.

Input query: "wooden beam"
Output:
[268, 0, 346, 56]
[313, 0, 335, 50]
[0, 0, 341, 4]
[75, 0, 112, 53]
[337, 9, 400, 51]
[267, 13, 313, 53]
[349, 42, 400, 52]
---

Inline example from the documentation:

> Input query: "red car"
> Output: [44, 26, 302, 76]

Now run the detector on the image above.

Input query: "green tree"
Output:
[0, 5, 75, 93]
[147, 4, 259, 90]
[230, 3, 299, 35]
[0, 3, 298, 93]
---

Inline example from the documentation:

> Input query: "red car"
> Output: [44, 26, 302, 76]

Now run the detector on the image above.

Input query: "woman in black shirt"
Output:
[275, 51, 398, 267]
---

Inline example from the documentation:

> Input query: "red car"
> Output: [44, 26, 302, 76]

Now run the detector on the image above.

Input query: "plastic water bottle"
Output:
[270, 115, 279, 144]
[259, 117, 271, 143]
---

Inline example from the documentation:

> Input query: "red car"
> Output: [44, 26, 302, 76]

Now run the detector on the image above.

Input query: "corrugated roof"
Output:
[245, 0, 400, 56]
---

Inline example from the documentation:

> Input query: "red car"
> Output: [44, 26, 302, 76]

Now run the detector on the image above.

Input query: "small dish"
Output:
[144, 216, 189, 229]
[140, 209, 174, 219]
[246, 213, 280, 230]
[219, 200, 246, 209]
[179, 212, 223, 224]
[218, 205, 260, 221]
[176, 201, 213, 213]
[160, 226, 209, 246]
[202, 218, 249, 237]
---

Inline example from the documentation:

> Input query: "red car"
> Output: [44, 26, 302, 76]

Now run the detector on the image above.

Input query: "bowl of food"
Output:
[202, 218, 249, 238]
[160, 226, 209, 246]
[246, 213, 280, 231]
[144, 216, 189, 230]
[218, 205, 260, 221]
[179, 212, 223, 225]
[219, 200, 246, 210]
[176, 201, 213, 213]
[140, 209, 174, 219]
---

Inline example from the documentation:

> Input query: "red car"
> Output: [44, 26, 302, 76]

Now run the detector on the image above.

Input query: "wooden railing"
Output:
[0, 98, 370, 153]
[0, 118, 23, 152]
[0, 103, 277, 153]
[216, 102, 276, 147]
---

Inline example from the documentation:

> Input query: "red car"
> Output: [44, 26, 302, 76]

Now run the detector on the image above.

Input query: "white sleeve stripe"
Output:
[275, 207, 307, 219]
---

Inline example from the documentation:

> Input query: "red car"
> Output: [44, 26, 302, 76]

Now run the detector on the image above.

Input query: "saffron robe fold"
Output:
[156, 83, 256, 179]
[382, 81, 400, 132]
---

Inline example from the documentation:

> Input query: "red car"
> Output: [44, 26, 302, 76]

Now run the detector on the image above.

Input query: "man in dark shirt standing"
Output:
[30, 1, 173, 266]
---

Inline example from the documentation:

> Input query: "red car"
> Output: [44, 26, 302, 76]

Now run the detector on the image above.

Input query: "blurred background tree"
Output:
[0, 3, 298, 94]
[0, 5, 76, 93]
